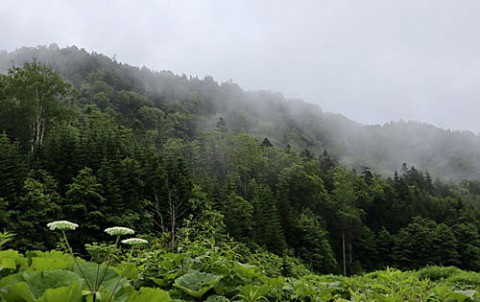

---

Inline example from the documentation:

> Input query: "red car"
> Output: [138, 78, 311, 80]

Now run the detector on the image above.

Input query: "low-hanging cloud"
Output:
[2, 0, 480, 132]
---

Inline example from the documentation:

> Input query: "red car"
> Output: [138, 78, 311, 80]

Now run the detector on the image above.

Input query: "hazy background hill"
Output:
[2, 45, 479, 180]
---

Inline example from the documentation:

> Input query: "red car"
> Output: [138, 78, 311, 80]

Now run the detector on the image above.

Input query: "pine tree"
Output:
[291, 208, 337, 273]
[13, 170, 62, 251]
[251, 182, 286, 254]
[453, 222, 480, 271]
[0, 133, 27, 202]
[65, 167, 106, 248]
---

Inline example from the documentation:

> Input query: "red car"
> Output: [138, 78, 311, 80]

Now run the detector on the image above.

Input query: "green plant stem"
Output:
[93, 263, 101, 301]
[107, 247, 133, 302]
[62, 230, 74, 255]
[62, 230, 94, 294]
[96, 235, 121, 292]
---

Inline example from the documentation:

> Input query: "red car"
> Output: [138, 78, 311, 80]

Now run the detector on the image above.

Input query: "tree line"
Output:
[1, 60, 480, 276]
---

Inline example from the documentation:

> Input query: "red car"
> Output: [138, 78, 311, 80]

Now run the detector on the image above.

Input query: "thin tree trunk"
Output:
[170, 206, 176, 249]
[153, 190, 166, 233]
[349, 243, 352, 264]
[169, 188, 176, 249]
[31, 93, 44, 152]
[342, 231, 347, 276]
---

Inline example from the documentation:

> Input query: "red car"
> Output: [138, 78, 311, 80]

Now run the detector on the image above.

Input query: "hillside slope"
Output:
[1, 45, 479, 180]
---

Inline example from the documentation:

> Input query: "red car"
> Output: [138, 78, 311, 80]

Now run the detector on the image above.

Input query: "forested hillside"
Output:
[1, 45, 480, 277]
[2, 45, 480, 181]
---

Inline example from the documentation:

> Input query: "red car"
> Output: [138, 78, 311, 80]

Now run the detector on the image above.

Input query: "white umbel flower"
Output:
[47, 220, 79, 231]
[104, 227, 135, 236]
[121, 238, 148, 246]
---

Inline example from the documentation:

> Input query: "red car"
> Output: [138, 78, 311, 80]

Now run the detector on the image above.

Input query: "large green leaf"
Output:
[26, 251, 74, 271]
[0, 249, 27, 271]
[37, 281, 82, 302]
[174, 271, 222, 298]
[24, 270, 81, 299]
[127, 287, 172, 302]
[235, 284, 269, 302]
[205, 295, 230, 302]
[0, 270, 81, 302]
[0, 281, 35, 302]
[74, 260, 131, 302]
[116, 262, 138, 280]
[233, 262, 260, 281]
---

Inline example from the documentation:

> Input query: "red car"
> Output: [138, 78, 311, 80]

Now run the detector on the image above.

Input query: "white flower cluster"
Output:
[47, 220, 79, 231]
[121, 238, 148, 246]
[104, 226, 135, 236]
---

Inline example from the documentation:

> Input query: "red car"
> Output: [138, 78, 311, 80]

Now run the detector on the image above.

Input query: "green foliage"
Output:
[0, 270, 82, 302]
[292, 208, 337, 273]
[26, 250, 74, 271]
[1, 243, 480, 302]
[234, 284, 268, 302]
[0, 230, 15, 250]
[0, 249, 27, 272]
[0, 61, 76, 152]
[127, 287, 172, 302]
[416, 266, 462, 281]
[4, 49, 480, 284]
[221, 193, 253, 242]
[174, 271, 223, 298]
[13, 171, 62, 251]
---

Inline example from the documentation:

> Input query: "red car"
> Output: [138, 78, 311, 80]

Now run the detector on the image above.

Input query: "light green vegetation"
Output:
[1, 47, 480, 302]
[1, 238, 479, 301]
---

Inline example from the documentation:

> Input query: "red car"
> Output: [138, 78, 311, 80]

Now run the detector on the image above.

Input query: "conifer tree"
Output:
[291, 208, 337, 273]
[0, 134, 27, 202]
[251, 182, 286, 254]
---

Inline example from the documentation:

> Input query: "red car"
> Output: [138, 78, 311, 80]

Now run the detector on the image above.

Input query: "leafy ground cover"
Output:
[1, 220, 479, 301]
[1, 245, 480, 301]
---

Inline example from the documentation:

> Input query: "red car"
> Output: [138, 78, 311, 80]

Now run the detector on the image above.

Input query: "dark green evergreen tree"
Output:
[291, 208, 337, 273]
[0, 134, 27, 202]
[13, 170, 62, 250]
[453, 222, 480, 271]
[64, 167, 106, 248]
[250, 182, 286, 254]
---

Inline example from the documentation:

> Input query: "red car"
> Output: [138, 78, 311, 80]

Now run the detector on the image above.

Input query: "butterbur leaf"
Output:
[1, 256, 17, 270]
[37, 281, 82, 302]
[233, 262, 259, 280]
[174, 271, 222, 298]
[206, 295, 231, 301]
[74, 259, 129, 294]
[99, 284, 131, 302]
[0, 270, 81, 301]
[0, 281, 35, 302]
[27, 250, 74, 271]
[117, 262, 139, 279]
[0, 249, 27, 270]
[127, 287, 172, 302]
[21, 270, 82, 299]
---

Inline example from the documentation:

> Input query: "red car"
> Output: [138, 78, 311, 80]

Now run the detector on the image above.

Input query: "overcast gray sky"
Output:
[2, 0, 480, 132]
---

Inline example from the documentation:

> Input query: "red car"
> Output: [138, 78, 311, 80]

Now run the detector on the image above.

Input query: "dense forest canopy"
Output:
[1, 45, 480, 277]
[2, 45, 480, 181]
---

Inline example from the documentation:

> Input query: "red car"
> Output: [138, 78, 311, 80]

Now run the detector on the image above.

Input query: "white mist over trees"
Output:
[1, 45, 479, 181]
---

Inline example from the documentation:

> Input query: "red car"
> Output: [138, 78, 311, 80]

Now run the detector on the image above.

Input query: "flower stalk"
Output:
[47, 221, 147, 302]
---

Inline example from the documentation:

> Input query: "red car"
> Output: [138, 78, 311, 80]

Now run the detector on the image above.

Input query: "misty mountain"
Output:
[1, 44, 479, 181]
